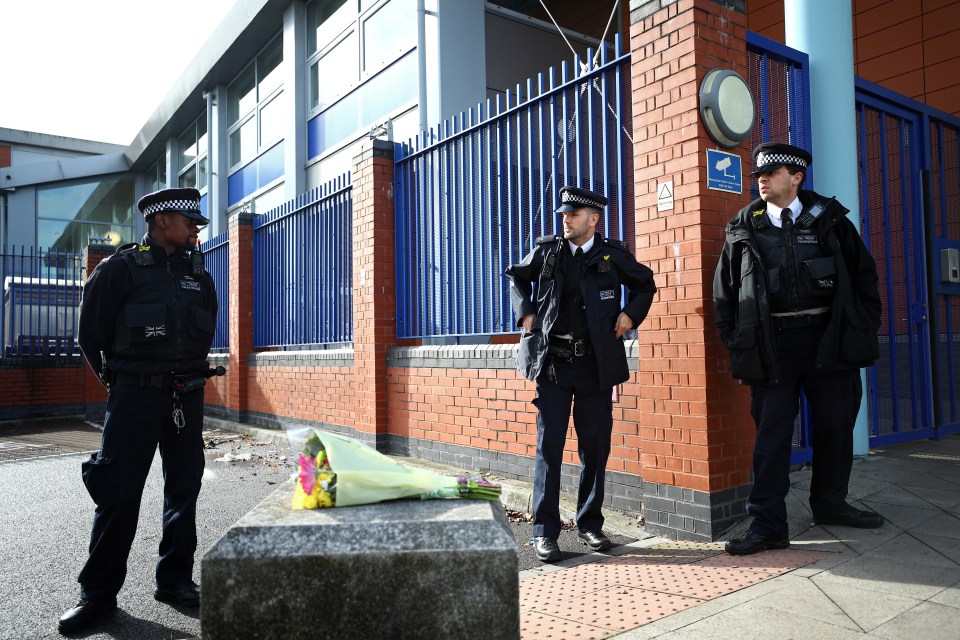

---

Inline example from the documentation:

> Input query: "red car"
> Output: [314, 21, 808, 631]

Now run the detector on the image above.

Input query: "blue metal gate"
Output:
[856, 79, 960, 442]
[394, 35, 633, 339]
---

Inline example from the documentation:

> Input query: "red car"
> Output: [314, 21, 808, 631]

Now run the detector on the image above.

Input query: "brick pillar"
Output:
[81, 244, 114, 418]
[227, 211, 255, 422]
[351, 139, 396, 450]
[630, 0, 754, 540]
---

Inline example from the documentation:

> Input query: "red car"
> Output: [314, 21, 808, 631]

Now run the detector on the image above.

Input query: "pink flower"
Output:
[298, 453, 317, 495]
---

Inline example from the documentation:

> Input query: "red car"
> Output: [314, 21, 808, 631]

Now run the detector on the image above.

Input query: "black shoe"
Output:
[724, 531, 790, 556]
[577, 529, 613, 552]
[154, 582, 200, 608]
[533, 536, 562, 562]
[814, 504, 884, 529]
[58, 597, 117, 633]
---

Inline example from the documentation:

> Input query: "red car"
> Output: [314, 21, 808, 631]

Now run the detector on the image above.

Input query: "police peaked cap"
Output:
[750, 142, 812, 177]
[555, 185, 608, 213]
[137, 187, 209, 224]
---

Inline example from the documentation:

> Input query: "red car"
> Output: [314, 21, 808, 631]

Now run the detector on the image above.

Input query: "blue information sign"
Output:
[706, 149, 742, 194]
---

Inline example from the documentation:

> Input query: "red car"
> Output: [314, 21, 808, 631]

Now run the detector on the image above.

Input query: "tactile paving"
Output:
[551, 586, 702, 631]
[519, 610, 610, 640]
[696, 548, 829, 573]
[519, 543, 830, 640]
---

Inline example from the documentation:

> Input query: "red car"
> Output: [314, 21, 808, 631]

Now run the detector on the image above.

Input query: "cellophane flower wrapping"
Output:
[287, 428, 501, 509]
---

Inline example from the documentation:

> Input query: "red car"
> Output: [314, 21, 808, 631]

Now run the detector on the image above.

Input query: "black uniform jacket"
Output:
[78, 234, 219, 382]
[505, 233, 656, 389]
[713, 190, 882, 385]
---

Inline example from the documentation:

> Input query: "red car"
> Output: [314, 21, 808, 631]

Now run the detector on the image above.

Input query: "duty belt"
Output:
[548, 336, 593, 358]
[111, 371, 176, 388]
[771, 312, 830, 329]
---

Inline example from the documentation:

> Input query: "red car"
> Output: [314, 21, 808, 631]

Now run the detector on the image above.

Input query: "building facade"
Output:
[2, 0, 958, 540]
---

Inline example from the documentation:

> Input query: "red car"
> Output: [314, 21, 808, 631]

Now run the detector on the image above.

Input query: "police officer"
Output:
[506, 185, 656, 562]
[713, 143, 884, 556]
[59, 188, 219, 633]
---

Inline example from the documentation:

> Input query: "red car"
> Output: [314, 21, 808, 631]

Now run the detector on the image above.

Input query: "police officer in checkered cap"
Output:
[506, 184, 657, 563]
[713, 143, 883, 557]
[62, 187, 218, 632]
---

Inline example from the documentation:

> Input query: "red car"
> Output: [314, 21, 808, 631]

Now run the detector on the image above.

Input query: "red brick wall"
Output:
[748, 0, 960, 117]
[0, 144, 10, 168]
[247, 365, 356, 427]
[631, 0, 754, 494]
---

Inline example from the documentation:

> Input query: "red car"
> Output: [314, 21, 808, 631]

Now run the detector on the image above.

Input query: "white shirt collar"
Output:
[569, 235, 595, 255]
[766, 197, 802, 228]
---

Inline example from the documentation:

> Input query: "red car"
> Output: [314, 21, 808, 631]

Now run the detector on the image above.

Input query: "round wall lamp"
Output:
[699, 69, 755, 148]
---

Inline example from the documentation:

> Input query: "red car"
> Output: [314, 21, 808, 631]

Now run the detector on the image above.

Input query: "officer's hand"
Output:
[614, 312, 634, 338]
[521, 314, 536, 333]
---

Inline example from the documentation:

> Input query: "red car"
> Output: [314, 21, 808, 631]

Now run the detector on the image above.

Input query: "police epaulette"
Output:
[602, 237, 629, 251]
[751, 208, 771, 230]
[117, 243, 155, 266]
[535, 234, 560, 245]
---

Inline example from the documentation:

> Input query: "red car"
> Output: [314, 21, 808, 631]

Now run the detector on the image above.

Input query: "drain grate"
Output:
[0, 443, 64, 461]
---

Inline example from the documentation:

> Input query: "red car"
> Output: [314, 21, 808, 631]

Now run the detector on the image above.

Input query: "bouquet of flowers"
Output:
[289, 429, 501, 509]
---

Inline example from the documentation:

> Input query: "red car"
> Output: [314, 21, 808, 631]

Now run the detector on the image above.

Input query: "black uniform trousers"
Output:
[746, 324, 862, 539]
[78, 382, 205, 601]
[532, 353, 613, 540]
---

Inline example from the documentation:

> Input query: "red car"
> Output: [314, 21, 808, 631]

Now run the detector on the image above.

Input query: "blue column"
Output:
[784, 0, 869, 457]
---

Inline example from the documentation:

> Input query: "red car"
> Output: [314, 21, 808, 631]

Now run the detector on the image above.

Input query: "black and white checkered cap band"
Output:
[755, 152, 808, 168]
[142, 198, 202, 216]
[561, 192, 604, 208]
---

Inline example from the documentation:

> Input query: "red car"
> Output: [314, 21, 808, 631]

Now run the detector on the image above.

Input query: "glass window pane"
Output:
[228, 65, 257, 125]
[179, 125, 198, 167]
[39, 220, 133, 252]
[229, 118, 257, 167]
[199, 157, 208, 190]
[180, 164, 197, 189]
[362, 0, 416, 71]
[197, 116, 208, 152]
[308, 0, 353, 53]
[37, 177, 135, 252]
[260, 93, 285, 146]
[258, 36, 284, 99]
[312, 30, 357, 110]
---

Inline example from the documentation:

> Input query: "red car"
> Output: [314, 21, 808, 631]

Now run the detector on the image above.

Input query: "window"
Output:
[306, 0, 416, 114]
[361, 0, 415, 71]
[311, 31, 358, 111]
[37, 178, 136, 252]
[178, 114, 208, 190]
[227, 35, 284, 169]
[146, 156, 166, 193]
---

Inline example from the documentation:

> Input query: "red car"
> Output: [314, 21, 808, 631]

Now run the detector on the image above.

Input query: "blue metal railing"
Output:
[253, 174, 353, 348]
[200, 231, 230, 350]
[395, 34, 633, 339]
[0, 246, 82, 357]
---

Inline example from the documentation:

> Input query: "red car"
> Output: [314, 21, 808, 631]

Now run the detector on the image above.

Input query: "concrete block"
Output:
[201, 483, 520, 640]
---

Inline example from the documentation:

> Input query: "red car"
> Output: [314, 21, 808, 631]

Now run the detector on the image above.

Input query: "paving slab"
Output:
[748, 574, 860, 631]
[867, 531, 960, 569]
[809, 575, 923, 632]
[811, 554, 960, 601]
[650, 601, 863, 640]
[868, 601, 960, 640]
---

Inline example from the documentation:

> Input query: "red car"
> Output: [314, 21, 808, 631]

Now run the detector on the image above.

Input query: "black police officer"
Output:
[506, 185, 656, 562]
[713, 143, 884, 556]
[59, 188, 219, 632]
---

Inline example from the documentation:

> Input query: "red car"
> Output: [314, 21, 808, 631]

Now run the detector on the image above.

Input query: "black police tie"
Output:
[782, 208, 793, 233]
[574, 246, 584, 272]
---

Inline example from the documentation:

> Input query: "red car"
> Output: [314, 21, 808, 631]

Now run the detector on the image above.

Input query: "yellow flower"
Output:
[316, 491, 334, 508]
